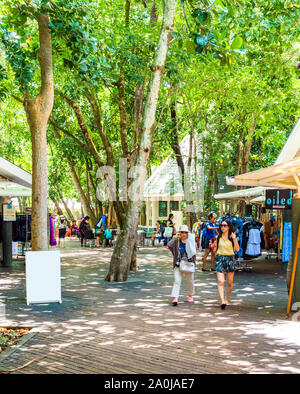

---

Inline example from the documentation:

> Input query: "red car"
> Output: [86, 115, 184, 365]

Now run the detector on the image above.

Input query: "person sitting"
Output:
[152, 220, 161, 246]
[71, 220, 79, 237]
[104, 227, 113, 247]
[95, 214, 108, 247]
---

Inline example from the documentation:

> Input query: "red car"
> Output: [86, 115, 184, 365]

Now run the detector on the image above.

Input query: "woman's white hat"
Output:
[179, 225, 189, 232]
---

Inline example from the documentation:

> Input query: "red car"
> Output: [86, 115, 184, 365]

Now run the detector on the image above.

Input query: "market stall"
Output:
[0, 157, 32, 266]
[225, 117, 300, 310]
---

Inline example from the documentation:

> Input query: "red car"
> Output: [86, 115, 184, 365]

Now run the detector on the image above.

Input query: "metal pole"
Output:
[287, 224, 300, 314]
[290, 198, 300, 306]
[1, 219, 12, 267]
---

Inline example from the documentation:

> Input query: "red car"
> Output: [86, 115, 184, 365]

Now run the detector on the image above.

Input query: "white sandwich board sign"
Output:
[26, 251, 61, 305]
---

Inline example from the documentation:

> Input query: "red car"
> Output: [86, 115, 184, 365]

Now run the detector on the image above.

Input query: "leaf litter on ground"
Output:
[0, 327, 30, 353]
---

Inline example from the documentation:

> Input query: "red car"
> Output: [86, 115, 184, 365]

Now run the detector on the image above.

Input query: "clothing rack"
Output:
[235, 257, 253, 272]
[15, 212, 31, 256]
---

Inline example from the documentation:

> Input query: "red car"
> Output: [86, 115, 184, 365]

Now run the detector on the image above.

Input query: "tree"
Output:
[105, 0, 178, 281]
[1, 2, 54, 250]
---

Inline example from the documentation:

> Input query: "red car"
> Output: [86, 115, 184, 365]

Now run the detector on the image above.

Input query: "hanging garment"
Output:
[242, 221, 264, 259]
[49, 216, 57, 246]
[282, 222, 292, 263]
[12, 215, 31, 242]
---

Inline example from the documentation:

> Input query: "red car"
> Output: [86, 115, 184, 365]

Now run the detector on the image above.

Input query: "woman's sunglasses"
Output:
[221, 224, 229, 227]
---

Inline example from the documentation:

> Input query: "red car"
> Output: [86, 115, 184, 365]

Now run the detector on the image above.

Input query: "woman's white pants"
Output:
[171, 268, 194, 298]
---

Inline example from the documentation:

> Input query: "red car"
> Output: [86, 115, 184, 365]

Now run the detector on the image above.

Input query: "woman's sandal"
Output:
[220, 304, 226, 310]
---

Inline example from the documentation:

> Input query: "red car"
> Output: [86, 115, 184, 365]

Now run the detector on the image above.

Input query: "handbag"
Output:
[209, 237, 216, 252]
[179, 259, 195, 273]
[164, 227, 173, 238]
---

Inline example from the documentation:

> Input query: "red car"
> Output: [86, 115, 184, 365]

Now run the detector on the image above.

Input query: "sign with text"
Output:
[265, 189, 293, 210]
[2, 203, 16, 221]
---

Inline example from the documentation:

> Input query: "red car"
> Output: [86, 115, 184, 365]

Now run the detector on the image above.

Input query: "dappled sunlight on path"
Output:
[0, 240, 298, 374]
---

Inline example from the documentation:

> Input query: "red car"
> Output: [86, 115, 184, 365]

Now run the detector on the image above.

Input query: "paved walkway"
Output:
[1, 239, 300, 374]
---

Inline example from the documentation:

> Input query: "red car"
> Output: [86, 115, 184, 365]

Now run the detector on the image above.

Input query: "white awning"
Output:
[0, 180, 32, 197]
[214, 186, 272, 201]
[0, 157, 32, 189]
[0, 157, 32, 197]
[226, 157, 300, 195]
[275, 118, 300, 164]
[216, 118, 300, 202]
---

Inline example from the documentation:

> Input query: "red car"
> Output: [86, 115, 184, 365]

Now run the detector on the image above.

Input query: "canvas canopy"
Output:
[226, 156, 300, 195]
[215, 118, 300, 202]
[0, 157, 32, 197]
[214, 186, 273, 202]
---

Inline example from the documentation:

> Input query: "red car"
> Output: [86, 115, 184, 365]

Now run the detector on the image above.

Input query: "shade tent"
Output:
[226, 156, 300, 195]
[222, 119, 300, 309]
[0, 157, 32, 189]
[215, 118, 300, 204]
[214, 186, 273, 202]
[275, 118, 300, 165]
[0, 180, 32, 197]
[0, 157, 32, 197]
[0, 157, 32, 266]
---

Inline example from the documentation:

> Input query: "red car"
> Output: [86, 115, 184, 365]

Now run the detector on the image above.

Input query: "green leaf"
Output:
[231, 37, 243, 49]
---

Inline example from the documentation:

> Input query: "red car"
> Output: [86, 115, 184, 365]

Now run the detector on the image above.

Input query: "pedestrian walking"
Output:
[214, 219, 240, 310]
[201, 212, 219, 272]
[58, 216, 68, 248]
[168, 225, 197, 306]
[79, 216, 90, 247]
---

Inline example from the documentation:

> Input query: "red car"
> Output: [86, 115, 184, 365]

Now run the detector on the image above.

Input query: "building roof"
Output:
[143, 135, 204, 201]
[0, 157, 32, 197]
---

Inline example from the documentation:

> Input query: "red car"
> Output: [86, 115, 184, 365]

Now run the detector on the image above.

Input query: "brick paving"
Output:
[1, 239, 300, 374]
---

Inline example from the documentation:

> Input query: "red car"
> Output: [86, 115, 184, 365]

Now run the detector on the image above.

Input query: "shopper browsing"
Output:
[58, 216, 68, 248]
[214, 220, 240, 310]
[168, 225, 197, 306]
[201, 212, 219, 271]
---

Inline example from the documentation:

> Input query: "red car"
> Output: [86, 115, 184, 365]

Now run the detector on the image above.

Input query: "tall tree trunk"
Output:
[23, 14, 54, 251]
[186, 134, 194, 230]
[241, 121, 256, 174]
[170, 102, 185, 178]
[150, 0, 158, 25]
[58, 189, 74, 221]
[130, 243, 138, 271]
[105, 0, 177, 282]
[67, 163, 97, 227]
[51, 197, 64, 217]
